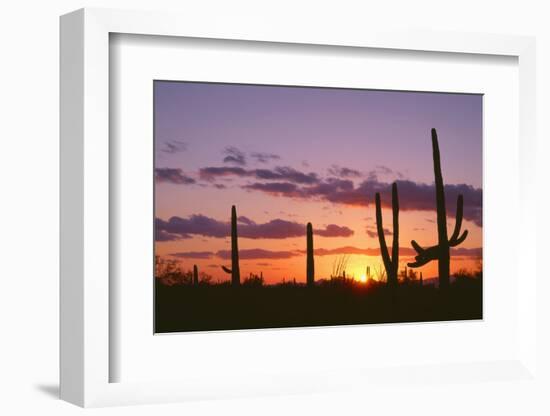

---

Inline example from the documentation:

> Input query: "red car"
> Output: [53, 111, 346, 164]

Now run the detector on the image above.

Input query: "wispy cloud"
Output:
[170, 251, 213, 259]
[199, 166, 248, 179]
[223, 146, 246, 166]
[365, 225, 393, 239]
[243, 181, 299, 195]
[159, 140, 187, 154]
[155, 168, 196, 184]
[156, 229, 181, 241]
[250, 152, 281, 164]
[365, 165, 404, 181]
[200, 165, 319, 185]
[327, 165, 362, 178]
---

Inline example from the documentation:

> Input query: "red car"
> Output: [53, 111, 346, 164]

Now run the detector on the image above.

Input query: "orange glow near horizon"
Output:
[155, 203, 482, 284]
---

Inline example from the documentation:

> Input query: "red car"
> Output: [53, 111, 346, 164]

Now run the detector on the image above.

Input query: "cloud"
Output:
[451, 247, 482, 257]
[315, 224, 354, 237]
[157, 215, 227, 239]
[160, 140, 187, 154]
[156, 229, 182, 241]
[223, 147, 246, 165]
[365, 165, 404, 181]
[156, 215, 354, 240]
[250, 152, 281, 163]
[170, 251, 214, 259]
[256, 167, 319, 184]
[155, 168, 196, 185]
[200, 166, 248, 180]
[327, 165, 362, 178]
[216, 249, 297, 260]
[237, 216, 256, 225]
[239, 177, 482, 226]
[199, 166, 319, 185]
[365, 225, 392, 238]
[243, 182, 300, 195]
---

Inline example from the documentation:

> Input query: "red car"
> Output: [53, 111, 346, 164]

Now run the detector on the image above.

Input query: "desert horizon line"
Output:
[165, 245, 482, 260]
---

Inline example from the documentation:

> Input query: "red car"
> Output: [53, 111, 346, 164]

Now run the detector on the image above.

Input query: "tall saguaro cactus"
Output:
[221, 205, 241, 286]
[375, 182, 399, 287]
[193, 264, 199, 286]
[306, 222, 315, 287]
[408, 129, 468, 289]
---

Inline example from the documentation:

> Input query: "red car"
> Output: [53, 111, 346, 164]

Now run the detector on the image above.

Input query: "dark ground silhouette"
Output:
[155, 277, 482, 333]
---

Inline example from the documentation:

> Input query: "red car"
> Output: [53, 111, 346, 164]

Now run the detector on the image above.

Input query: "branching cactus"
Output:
[193, 264, 199, 286]
[408, 129, 468, 289]
[375, 182, 399, 287]
[221, 205, 241, 286]
[306, 222, 315, 287]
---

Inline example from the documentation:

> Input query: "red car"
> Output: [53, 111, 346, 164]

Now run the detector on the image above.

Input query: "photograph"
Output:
[154, 81, 483, 333]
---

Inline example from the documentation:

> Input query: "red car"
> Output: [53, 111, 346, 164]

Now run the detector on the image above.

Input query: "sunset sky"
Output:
[154, 81, 482, 284]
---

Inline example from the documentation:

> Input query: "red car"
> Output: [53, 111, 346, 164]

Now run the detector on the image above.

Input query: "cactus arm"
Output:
[375, 192, 393, 279]
[221, 266, 232, 274]
[408, 243, 440, 267]
[411, 239, 426, 254]
[450, 230, 468, 246]
[407, 258, 430, 268]
[448, 194, 468, 246]
[448, 194, 464, 242]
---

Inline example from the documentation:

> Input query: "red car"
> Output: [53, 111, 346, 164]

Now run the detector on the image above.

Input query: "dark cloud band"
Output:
[156, 215, 354, 241]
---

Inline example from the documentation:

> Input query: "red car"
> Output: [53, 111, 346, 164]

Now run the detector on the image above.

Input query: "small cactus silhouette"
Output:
[408, 129, 468, 289]
[193, 264, 199, 286]
[221, 205, 241, 286]
[306, 222, 315, 287]
[375, 182, 399, 287]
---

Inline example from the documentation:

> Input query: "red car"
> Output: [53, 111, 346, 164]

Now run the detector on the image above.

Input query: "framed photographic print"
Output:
[60, 8, 539, 408]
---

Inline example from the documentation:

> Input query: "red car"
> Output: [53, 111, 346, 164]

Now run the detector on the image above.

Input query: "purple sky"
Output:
[155, 82, 482, 188]
[154, 81, 482, 282]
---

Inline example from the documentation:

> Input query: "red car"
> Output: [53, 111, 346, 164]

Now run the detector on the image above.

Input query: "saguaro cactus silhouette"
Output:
[375, 182, 399, 287]
[221, 205, 241, 286]
[193, 264, 199, 286]
[408, 128, 468, 289]
[306, 222, 315, 287]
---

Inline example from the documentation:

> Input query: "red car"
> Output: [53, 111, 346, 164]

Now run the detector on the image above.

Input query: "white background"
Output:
[1, 1, 549, 415]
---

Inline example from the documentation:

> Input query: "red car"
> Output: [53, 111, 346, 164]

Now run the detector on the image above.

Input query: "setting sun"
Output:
[359, 274, 367, 283]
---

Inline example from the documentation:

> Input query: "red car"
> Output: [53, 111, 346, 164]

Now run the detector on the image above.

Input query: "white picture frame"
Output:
[60, 7, 538, 408]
